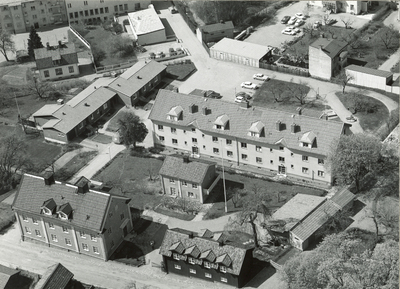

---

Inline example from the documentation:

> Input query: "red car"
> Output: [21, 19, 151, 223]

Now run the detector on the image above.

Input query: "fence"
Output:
[69, 25, 91, 50]
[259, 62, 310, 77]
[94, 59, 136, 74]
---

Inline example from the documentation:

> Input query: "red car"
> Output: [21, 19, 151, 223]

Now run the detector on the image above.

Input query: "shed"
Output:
[345, 65, 393, 91]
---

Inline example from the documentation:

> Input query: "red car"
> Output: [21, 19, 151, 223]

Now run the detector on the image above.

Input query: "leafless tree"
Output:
[379, 24, 399, 50]
[322, 14, 330, 25]
[0, 26, 15, 62]
[25, 76, 54, 99]
[340, 17, 354, 29]
[270, 85, 287, 103]
[227, 187, 245, 208]
[333, 70, 354, 94]
[286, 80, 310, 105]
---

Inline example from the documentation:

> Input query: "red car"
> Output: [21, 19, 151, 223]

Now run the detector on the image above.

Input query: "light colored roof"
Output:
[32, 104, 62, 117]
[200, 21, 234, 33]
[215, 114, 229, 126]
[272, 194, 326, 231]
[211, 38, 272, 60]
[168, 106, 183, 117]
[34, 263, 73, 289]
[149, 90, 345, 156]
[300, 131, 316, 143]
[128, 6, 164, 35]
[346, 65, 393, 78]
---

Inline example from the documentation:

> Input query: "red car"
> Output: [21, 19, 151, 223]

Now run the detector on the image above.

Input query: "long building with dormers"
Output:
[12, 173, 133, 261]
[149, 90, 352, 187]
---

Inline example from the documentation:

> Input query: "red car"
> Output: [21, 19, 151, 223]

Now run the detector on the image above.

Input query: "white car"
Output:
[235, 96, 249, 103]
[295, 19, 305, 27]
[281, 27, 296, 35]
[241, 81, 259, 90]
[288, 26, 301, 33]
[253, 73, 269, 81]
[295, 13, 306, 20]
[288, 16, 297, 25]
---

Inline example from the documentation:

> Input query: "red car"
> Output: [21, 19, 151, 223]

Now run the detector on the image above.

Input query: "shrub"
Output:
[148, 146, 164, 154]
[372, 5, 390, 22]
[204, 210, 224, 220]
[64, 143, 82, 152]
[91, 44, 106, 66]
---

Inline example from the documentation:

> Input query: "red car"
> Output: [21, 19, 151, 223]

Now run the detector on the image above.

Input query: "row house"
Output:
[149, 90, 350, 187]
[159, 228, 254, 288]
[12, 173, 133, 261]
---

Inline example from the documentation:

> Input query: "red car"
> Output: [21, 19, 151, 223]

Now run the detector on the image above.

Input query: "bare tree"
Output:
[0, 26, 15, 62]
[379, 24, 399, 50]
[227, 187, 245, 208]
[333, 70, 354, 94]
[25, 76, 54, 99]
[286, 80, 310, 105]
[303, 22, 319, 38]
[340, 17, 354, 29]
[270, 85, 287, 103]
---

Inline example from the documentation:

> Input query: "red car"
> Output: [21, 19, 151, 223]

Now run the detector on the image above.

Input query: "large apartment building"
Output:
[0, 0, 68, 34]
[149, 90, 351, 187]
[12, 173, 133, 261]
[65, 0, 150, 25]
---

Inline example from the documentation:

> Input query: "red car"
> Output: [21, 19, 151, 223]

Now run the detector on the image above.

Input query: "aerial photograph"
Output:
[0, 0, 398, 288]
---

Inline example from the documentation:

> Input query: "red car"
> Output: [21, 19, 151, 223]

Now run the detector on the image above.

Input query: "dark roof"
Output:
[149, 90, 345, 156]
[34, 263, 73, 289]
[200, 21, 234, 33]
[310, 38, 348, 58]
[159, 228, 252, 275]
[34, 44, 78, 70]
[346, 64, 393, 78]
[329, 187, 355, 209]
[12, 174, 129, 232]
[159, 155, 215, 184]
[0, 265, 19, 289]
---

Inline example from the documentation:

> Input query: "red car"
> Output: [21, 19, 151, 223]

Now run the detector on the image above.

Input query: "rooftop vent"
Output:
[183, 155, 190, 163]
[57, 99, 64, 105]
[84, 103, 89, 107]
[74, 176, 90, 194]
[202, 107, 210, 115]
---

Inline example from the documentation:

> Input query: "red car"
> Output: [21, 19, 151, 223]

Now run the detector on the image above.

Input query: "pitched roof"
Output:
[200, 21, 234, 33]
[34, 44, 78, 70]
[329, 187, 355, 209]
[0, 265, 19, 289]
[128, 6, 164, 35]
[34, 263, 73, 289]
[32, 104, 62, 117]
[149, 90, 345, 156]
[310, 38, 348, 58]
[159, 228, 252, 275]
[346, 64, 393, 78]
[159, 155, 215, 184]
[12, 174, 129, 232]
[107, 60, 166, 98]
[210, 38, 273, 60]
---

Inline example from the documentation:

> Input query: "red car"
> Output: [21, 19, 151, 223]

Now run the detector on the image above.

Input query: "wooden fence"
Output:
[94, 59, 136, 74]
[260, 62, 310, 77]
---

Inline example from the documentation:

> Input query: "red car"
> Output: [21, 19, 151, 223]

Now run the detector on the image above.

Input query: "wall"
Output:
[39, 63, 79, 81]
[43, 128, 69, 144]
[346, 68, 391, 91]
[209, 48, 260, 68]
[202, 28, 234, 44]
[344, 1, 362, 14]
[309, 46, 332, 80]
[161, 177, 203, 203]
[137, 29, 167, 46]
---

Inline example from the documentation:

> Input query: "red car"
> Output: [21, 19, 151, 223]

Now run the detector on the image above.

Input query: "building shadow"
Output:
[160, 18, 176, 38]
[78, 63, 95, 77]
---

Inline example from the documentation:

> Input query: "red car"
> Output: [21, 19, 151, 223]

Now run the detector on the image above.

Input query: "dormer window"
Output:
[214, 114, 229, 130]
[216, 125, 222, 129]
[167, 106, 183, 121]
[41, 198, 56, 215]
[59, 212, 68, 220]
[303, 142, 309, 147]
[300, 131, 316, 148]
[42, 207, 52, 215]
[57, 203, 72, 220]
[248, 121, 264, 137]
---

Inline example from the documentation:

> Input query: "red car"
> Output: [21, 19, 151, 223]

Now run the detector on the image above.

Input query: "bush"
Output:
[91, 44, 106, 66]
[148, 146, 164, 154]
[64, 143, 82, 152]
[372, 5, 390, 21]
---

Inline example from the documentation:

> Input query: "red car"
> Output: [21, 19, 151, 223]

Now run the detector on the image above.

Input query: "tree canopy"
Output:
[117, 111, 148, 148]
[27, 26, 43, 59]
[0, 26, 15, 62]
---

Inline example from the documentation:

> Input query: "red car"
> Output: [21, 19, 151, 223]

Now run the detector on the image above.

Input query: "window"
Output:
[205, 272, 212, 278]
[302, 156, 308, 162]
[55, 68, 63, 75]
[192, 184, 198, 189]
[303, 142, 309, 148]
[204, 262, 211, 268]
[171, 128, 176, 134]
[182, 181, 187, 186]
[135, 3, 140, 10]
[291, 152, 294, 156]
[65, 238, 72, 246]
[192, 138, 197, 143]
[318, 170, 325, 177]
[84, 1, 88, 5]
[188, 257, 195, 264]
[119, 4, 123, 11]
[90, 9, 93, 15]
[172, 139, 178, 145]
[226, 139, 232, 145]
[270, 160, 273, 164]
[213, 148, 219, 154]
[114, 5, 118, 12]
[124, 4, 128, 10]
[256, 146, 262, 152]
[189, 268, 196, 274]
[291, 164, 294, 169]
[158, 125, 163, 131]
[70, 12, 74, 18]
[242, 154, 248, 160]
[100, 0, 104, 2]
[82, 243, 89, 251]
[100, 7, 104, 13]
[105, 7, 108, 13]
[90, 234, 97, 241]
[68, 66, 74, 73]
[188, 192, 195, 198]
[25, 227, 32, 234]
[51, 234, 58, 242]
[80, 231, 86, 238]
[227, 151, 233, 157]
[47, 222, 54, 229]
[35, 229, 41, 236]
[172, 253, 179, 260]
[241, 142, 247, 149]
[279, 157, 285, 162]
[170, 188, 176, 195]
[256, 157, 262, 163]
[31, 6, 36, 11]
[216, 124, 222, 130]
[32, 14, 37, 19]
[120, 213, 125, 220]
[32, 218, 38, 224]
[270, 148, 273, 152]
[174, 264, 181, 270]
[221, 277, 227, 283]
[279, 146, 284, 151]
[220, 266, 227, 273]
[93, 246, 99, 254]
[22, 215, 28, 222]
[84, 10, 88, 16]
[169, 178, 175, 183]
[67, 3, 71, 8]
[14, 6, 18, 10]
[191, 128, 196, 132]
[212, 136, 218, 142]
[95, 8, 99, 14]
[158, 136, 165, 142]
[302, 167, 309, 174]
[62, 226, 68, 233]
[318, 158, 324, 165]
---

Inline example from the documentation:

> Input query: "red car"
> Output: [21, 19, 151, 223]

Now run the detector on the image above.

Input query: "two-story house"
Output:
[159, 228, 254, 288]
[12, 173, 133, 261]
[308, 1, 370, 15]
[34, 42, 79, 81]
[309, 38, 348, 80]
[149, 90, 350, 187]
[196, 21, 234, 44]
[159, 155, 221, 203]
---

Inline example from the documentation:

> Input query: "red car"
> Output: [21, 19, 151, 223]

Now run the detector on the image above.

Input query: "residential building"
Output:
[34, 263, 73, 289]
[149, 90, 351, 187]
[308, 1, 370, 14]
[34, 42, 79, 81]
[0, 264, 20, 289]
[65, 0, 150, 25]
[127, 5, 166, 45]
[159, 228, 255, 288]
[309, 38, 348, 79]
[12, 173, 133, 261]
[0, 0, 68, 34]
[159, 155, 221, 203]
[196, 21, 234, 44]
[107, 59, 166, 106]
[210, 38, 273, 68]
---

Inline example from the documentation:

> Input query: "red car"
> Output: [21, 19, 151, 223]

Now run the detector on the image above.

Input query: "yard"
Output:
[0, 203, 15, 234]
[55, 150, 98, 181]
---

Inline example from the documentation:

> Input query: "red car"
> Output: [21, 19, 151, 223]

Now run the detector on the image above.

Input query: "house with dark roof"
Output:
[0, 264, 20, 289]
[34, 42, 79, 81]
[34, 263, 73, 289]
[309, 38, 348, 79]
[159, 228, 254, 288]
[159, 155, 221, 203]
[12, 173, 133, 261]
[196, 21, 234, 44]
[149, 90, 351, 187]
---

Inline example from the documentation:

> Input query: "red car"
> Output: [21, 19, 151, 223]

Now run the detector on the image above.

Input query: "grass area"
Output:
[154, 206, 196, 221]
[0, 203, 15, 233]
[335, 92, 389, 133]
[55, 151, 98, 181]
[165, 62, 197, 81]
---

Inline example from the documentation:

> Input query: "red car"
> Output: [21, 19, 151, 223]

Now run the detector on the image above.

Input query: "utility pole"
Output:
[14, 92, 20, 119]
[220, 140, 227, 213]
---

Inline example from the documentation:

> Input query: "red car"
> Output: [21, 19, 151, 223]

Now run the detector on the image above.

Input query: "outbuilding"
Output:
[345, 65, 394, 91]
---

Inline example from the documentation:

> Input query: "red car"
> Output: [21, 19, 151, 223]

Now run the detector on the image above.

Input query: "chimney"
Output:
[57, 99, 64, 105]
[84, 103, 89, 107]
[239, 101, 250, 109]
[58, 40, 62, 48]
[43, 172, 55, 186]
[291, 123, 299, 133]
[74, 177, 90, 194]
[183, 155, 190, 163]
[296, 107, 302, 115]
[46, 42, 50, 50]
[189, 104, 198, 113]
[276, 120, 282, 131]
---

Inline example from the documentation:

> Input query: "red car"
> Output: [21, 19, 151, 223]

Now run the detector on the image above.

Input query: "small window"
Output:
[172, 139, 178, 145]
[216, 124, 222, 130]
[74, 11, 78, 18]
[212, 136, 218, 142]
[51, 234, 58, 242]
[291, 164, 294, 169]
[182, 181, 187, 186]
[95, 8, 99, 14]
[171, 128, 176, 134]
[31, 6, 36, 11]
[188, 257, 195, 264]
[279, 157, 285, 162]
[241, 142, 247, 148]
[120, 213, 125, 220]
[213, 148, 219, 154]
[65, 238, 72, 246]
[114, 5, 118, 12]
[302, 167, 309, 174]
[256, 146, 262, 152]
[80, 231, 86, 238]
[205, 272, 212, 278]
[89, 9, 93, 15]
[68, 66, 74, 73]
[192, 138, 197, 143]
[82, 243, 89, 251]
[100, 7, 104, 13]
[67, 3, 71, 8]
[227, 151, 233, 157]
[174, 264, 181, 270]
[291, 152, 294, 156]
[302, 156, 308, 162]
[188, 192, 195, 198]
[270, 160, 273, 164]
[124, 4, 128, 10]
[189, 268, 196, 274]
[159, 136, 165, 142]
[55, 68, 63, 75]
[318, 158, 324, 165]
[158, 125, 163, 131]
[270, 148, 273, 152]
[25, 227, 32, 234]
[84, 1, 88, 5]
[192, 184, 198, 189]
[35, 229, 41, 236]
[62, 226, 68, 233]
[220, 266, 227, 273]
[226, 139, 232, 145]
[242, 154, 248, 160]
[32, 14, 37, 19]
[170, 187, 176, 195]
[108, 227, 112, 234]
[48, 222, 54, 229]
[90, 234, 97, 242]
[32, 218, 38, 224]
[303, 142, 309, 148]
[22, 215, 28, 222]
[169, 178, 175, 183]
[204, 261, 211, 268]
[105, 7, 108, 13]
[111, 240, 114, 248]
[318, 170, 325, 177]
[119, 4, 123, 11]
[279, 146, 284, 151]
[221, 277, 227, 283]
[256, 157, 262, 163]
[191, 128, 196, 132]
[93, 246, 99, 254]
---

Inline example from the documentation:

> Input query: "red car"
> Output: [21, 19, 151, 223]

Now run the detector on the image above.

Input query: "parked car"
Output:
[295, 13, 306, 20]
[288, 16, 297, 25]
[325, 18, 337, 25]
[281, 15, 290, 24]
[288, 26, 301, 34]
[236, 91, 252, 100]
[149, 52, 156, 59]
[155, 51, 165, 59]
[235, 96, 249, 103]
[295, 19, 305, 27]
[169, 47, 177, 56]
[241, 81, 259, 90]
[281, 27, 296, 35]
[175, 47, 185, 55]
[253, 73, 269, 81]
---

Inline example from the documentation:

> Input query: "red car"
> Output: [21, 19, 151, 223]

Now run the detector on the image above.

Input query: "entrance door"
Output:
[34, 22, 39, 29]
[123, 225, 128, 237]
[192, 146, 199, 156]
[278, 165, 286, 175]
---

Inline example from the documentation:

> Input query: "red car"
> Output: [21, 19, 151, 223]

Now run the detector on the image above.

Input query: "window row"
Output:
[174, 264, 228, 282]
[169, 179, 198, 188]
[68, 5, 113, 18]
[43, 66, 75, 78]
[169, 188, 196, 198]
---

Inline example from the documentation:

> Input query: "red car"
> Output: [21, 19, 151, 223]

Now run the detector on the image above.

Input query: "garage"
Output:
[210, 38, 273, 68]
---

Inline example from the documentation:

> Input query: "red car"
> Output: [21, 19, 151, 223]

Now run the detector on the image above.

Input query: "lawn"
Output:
[335, 92, 389, 133]
[0, 203, 15, 234]
[165, 62, 197, 81]
[55, 151, 98, 181]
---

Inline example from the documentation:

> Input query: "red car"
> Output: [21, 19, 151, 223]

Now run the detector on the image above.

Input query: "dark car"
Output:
[281, 16, 290, 24]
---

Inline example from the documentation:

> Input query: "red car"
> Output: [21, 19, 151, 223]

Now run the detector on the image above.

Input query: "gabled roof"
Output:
[329, 187, 355, 209]
[249, 121, 264, 133]
[159, 228, 252, 275]
[346, 64, 393, 78]
[149, 90, 345, 156]
[211, 38, 273, 60]
[12, 174, 129, 232]
[168, 106, 183, 117]
[184, 245, 201, 258]
[128, 6, 165, 35]
[214, 114, 229, 126]
[34, 44, 78, 70]
[34, 263, 73, 289]
[0, 265, 19, 289]
[107, 60, 166, 98]
[300, 131, 316, 144]
[159, 155, 215, 184]
[200, 21, 234, 33]
[310, 38, 348, 58]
